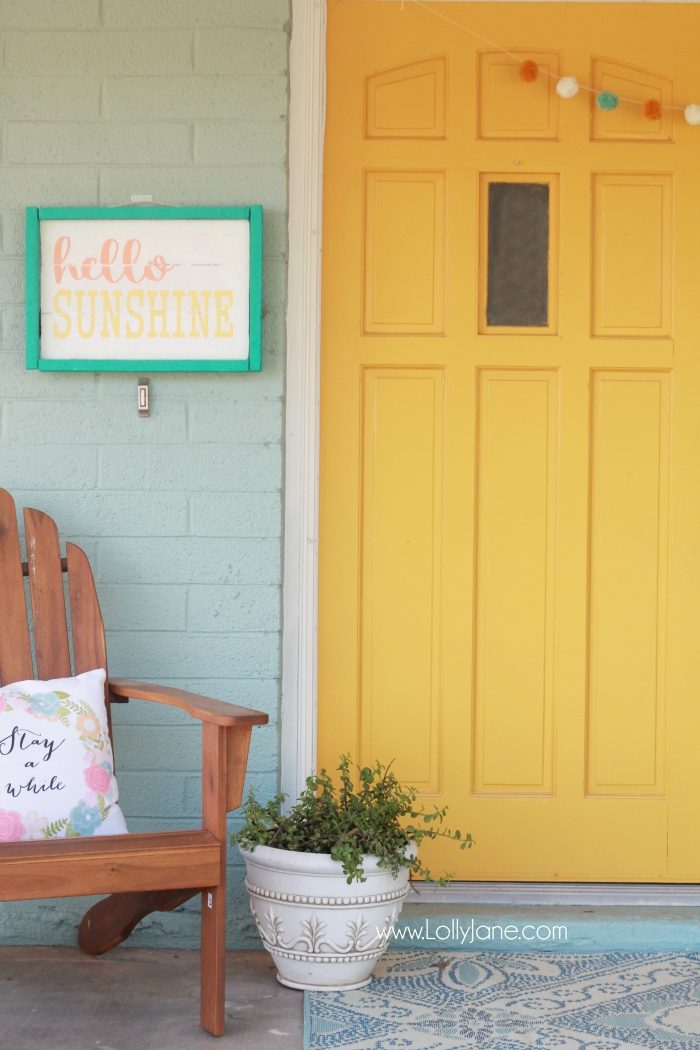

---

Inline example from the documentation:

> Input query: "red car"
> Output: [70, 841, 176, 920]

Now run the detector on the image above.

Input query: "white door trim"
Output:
[281, 0, 326, 800]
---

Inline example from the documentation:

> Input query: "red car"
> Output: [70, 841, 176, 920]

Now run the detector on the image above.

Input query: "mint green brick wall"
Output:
[0, 0, 289, 950]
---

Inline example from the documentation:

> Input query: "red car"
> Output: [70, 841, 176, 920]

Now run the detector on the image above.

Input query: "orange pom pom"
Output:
[643, 99, 662, 120]
[520, 60, 539, 83]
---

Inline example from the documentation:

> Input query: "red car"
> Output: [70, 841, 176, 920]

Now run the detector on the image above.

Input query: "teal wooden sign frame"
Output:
[25, 205, 263, 372]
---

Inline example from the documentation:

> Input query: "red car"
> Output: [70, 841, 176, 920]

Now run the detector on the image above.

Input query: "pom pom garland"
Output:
[596, 91, 619, 111]
[556, 76, 580, 99]
[520, 60, 539, 83]
[387, 0, 700, 129]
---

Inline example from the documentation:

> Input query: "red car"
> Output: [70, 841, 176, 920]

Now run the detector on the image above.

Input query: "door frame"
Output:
[280, 0, 698, 801]
[281, 0, 326, 799]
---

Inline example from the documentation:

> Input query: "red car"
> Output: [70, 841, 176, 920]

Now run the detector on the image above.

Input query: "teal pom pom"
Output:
[596, 91, 619, 111]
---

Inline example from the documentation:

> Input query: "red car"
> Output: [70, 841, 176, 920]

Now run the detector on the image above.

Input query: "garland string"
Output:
[401, 0, 696, 116]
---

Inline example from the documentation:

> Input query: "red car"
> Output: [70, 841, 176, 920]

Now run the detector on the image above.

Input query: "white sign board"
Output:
[26, 207, 263, 373]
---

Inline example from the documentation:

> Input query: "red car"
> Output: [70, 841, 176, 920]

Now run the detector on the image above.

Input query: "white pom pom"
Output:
[684, 103, 700, 126]
[556, 76, 579, 100]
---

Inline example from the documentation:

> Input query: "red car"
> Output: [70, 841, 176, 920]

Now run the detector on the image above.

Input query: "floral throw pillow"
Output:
[0, 667, 127, 842]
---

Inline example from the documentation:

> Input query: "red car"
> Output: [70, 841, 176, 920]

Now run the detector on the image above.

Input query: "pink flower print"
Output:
[84, 763, 111, 795]
[0, 810, 26, 842]
[0, 695, 8, 713]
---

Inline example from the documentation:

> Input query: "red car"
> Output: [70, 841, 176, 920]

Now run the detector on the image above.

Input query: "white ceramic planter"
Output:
[241, 844, 411, 990]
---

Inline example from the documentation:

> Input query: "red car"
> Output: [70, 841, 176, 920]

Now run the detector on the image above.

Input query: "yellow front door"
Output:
[318, 1, 700, 880]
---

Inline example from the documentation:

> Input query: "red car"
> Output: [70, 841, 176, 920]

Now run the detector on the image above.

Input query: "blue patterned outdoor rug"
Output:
[304, 950, 700, 1049]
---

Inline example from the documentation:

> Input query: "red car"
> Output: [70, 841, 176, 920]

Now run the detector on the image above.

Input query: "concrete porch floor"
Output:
[0, 947, 303, 1050]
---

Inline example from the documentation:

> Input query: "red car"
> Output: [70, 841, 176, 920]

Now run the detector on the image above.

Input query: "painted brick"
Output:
[126, 907, 203, 949]
[0, 78, 100, 120]
[5, 30, 194, 76]
[102, 76, 286, 122]
[189, 492, 281, 538]
[1, 306, 24, 350]
[7, 490, 188, 537]
[99, 165, 286, 211]
[0, 354, 98, 397]
[242, 770, 280, 803]
[242, 723, 278, 771]
[112, 699, 193, 728]
[0, 0, 100, 28]
[182, 775, 202, 817]
[118, 817, 198, 835]
[1, 446, 97, 489]
[1, 211, 25, 256]
[262, 303, 285, 354]
[0, 901, 86, 946]
[112, 678, 278, 723]
[103, 0, 290, 30]
[96, 362, 284, 401]
[0, 260, 24, 304]
[7, 122, 193, 166]
[112, 724, 201, 772]
[0, 167, 97, 208]
[262, 211, 288, 260]
[2, 399, 187, 444]
[0, 0, 288, 955]
[188, 399, 281, 444]
[194, 120, 286, 167]
[93, 369, 278, 401]
[115, 771, 186, 818]
[188, 584, 280, 631]
[195, 29, 287, 75]
[185, 768, 279, 818]
[106, 630, 279, 681]
[262, 258, 288, 309]
[229, 880, 262, 948]
[98, 444, 281, 492]
[117, 722, 272, 781]
[97, 537, 280, 585]
[99, 584, 188, 630]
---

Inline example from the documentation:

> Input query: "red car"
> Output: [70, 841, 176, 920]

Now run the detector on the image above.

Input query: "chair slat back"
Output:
[0, 489, 33, 685]
[0, 490, 109, 701]
[24, 507, 72, 680]
[67, 542, 108, 677]
[67, 541, 112, 738]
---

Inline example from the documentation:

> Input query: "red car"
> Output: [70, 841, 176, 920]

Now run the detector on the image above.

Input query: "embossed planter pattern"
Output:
[241, 844, 411, 990]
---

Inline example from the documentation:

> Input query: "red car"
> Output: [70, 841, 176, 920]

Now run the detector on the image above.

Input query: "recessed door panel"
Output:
[473, 371, 558, 796]
[586, 372, 671, 797]
[363, 170, 446, 334]
[591, 174, 673, 338]
[359, 368, 445, 792]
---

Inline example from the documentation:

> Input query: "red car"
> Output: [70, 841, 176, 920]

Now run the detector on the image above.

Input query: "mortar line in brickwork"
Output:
[191, 28, 198, 75]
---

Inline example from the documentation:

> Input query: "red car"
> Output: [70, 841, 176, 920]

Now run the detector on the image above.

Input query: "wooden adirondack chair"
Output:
[0, 488, 268, 1036]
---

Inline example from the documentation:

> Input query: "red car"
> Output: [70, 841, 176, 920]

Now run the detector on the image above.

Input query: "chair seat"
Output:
[0, 830, 221, 901]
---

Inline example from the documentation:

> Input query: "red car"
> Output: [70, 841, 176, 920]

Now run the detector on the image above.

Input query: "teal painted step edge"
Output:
[389, 903, 700, 953]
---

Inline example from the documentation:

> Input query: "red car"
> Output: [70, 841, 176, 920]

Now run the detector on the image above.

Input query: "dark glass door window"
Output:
[486, 182, 549, 328]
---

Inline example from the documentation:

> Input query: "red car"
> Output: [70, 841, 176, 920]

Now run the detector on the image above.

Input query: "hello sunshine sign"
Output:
[25, 206, 263, 372]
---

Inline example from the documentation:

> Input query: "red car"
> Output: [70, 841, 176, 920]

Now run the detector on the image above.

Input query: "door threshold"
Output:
[410, 882, 700, 906]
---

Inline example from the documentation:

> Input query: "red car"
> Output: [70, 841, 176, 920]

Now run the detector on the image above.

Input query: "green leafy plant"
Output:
[233, 754, 473, 885]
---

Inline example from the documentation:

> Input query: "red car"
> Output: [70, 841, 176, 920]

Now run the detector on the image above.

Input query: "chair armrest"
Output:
[108, 678, 269, 728]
